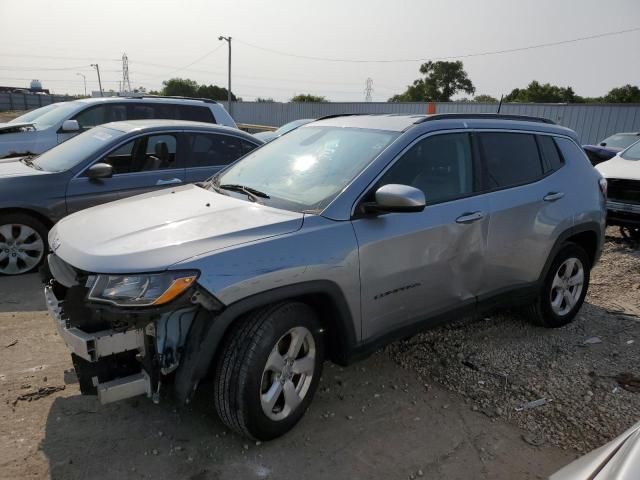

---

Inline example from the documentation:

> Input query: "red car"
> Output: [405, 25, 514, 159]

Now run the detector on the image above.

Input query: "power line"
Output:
[235, 26, 640, 63]
[134, 45, 225, 80]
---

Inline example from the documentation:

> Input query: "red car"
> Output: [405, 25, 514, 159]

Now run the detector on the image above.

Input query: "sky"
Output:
[0, 0, 639, 102]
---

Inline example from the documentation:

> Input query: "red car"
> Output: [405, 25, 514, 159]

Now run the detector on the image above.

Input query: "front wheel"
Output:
[0, 213, 48, 275]
[214, 302, 325, 440]
[523, 243, 591, 328]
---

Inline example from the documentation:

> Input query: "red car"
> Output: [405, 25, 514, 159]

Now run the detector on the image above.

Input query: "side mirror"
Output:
[363, 184, 426, 214]
[86, 163, 113, 180]
[61, 119, 80, 132]
[599, 142, 607, 147]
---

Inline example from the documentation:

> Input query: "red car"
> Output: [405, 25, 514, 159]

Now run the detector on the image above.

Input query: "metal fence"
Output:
[0, 92, 73, 112]
[221, 101, 640, 145]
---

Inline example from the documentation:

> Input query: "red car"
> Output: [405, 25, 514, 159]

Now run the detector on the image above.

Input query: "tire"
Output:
[0, 213, 48, 275]
[523, 243, 591, 328]
[214, 302, 325, 440]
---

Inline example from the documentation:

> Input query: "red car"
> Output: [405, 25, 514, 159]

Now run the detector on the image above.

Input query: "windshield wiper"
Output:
[219, 184, 270, 202]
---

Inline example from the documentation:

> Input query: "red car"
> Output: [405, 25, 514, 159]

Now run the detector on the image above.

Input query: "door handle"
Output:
[156, 178, 182, 186]
[543, 192, 565, 202]
[455, 211, 485, 224]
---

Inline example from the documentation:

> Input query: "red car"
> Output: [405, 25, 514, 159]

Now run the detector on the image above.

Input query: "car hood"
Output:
[0, 157, 49, 177]
[596, 156, 640, 181]
[50, 184, 305, 273]
[551, 422, 640, 480]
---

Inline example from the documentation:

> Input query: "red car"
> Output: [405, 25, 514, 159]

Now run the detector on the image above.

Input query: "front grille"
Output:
[607, 178, 640, 205]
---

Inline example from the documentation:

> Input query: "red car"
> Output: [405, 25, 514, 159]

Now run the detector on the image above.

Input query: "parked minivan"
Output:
[44, 114, 606, 440]
[0, 96, 236, 158]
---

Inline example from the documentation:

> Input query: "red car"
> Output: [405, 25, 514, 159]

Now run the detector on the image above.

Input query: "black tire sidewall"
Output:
[539, 243, 591, 327]
[241, 303, 325, 440]
[0, 213, 49, 275]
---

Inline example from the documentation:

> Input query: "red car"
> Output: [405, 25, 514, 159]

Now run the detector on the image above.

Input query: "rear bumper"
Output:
[45, 285, 151, 404]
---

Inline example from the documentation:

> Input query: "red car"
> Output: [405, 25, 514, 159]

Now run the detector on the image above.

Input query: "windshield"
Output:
[274, 119, 313, 136]
[600, 134, 639, 150]
[621, 139, 640, 161]
[27, 101, 82, 130]
[8, 103, 60, 124]
[33, 126, 122, 172]
[214, 125, 398, 212]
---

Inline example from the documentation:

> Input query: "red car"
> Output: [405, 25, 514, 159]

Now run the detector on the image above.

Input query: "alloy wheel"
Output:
[260, 326, 316, 421]
[549, 257, 584, 317]
[0, 223, 45, 275]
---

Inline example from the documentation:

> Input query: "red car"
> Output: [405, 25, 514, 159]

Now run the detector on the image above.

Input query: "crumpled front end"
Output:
[42, 252, 221, 405]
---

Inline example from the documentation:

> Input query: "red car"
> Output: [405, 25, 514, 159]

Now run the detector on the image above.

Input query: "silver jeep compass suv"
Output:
[43, 114, 606, 440]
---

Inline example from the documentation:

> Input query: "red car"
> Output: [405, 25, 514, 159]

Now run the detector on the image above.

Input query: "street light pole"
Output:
[76, 73, 87, 97]
[218, 36, 232, 117]
[90, 63, 103, 97]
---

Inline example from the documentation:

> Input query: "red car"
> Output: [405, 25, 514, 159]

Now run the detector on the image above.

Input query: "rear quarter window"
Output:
[537, 135, 565, 173]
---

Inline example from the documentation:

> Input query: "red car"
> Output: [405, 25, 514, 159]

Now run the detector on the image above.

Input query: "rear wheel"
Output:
[0, 213, 48, 275]
[523, 243, 590, 328]
[214, 302, 324, 440]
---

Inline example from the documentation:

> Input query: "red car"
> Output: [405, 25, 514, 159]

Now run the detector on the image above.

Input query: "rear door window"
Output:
[177, 105, 215, 123]
[186, 133, 246, 167]
[478, 132, 544, 189]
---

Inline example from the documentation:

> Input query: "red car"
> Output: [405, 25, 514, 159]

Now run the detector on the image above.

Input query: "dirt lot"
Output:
[0, 111, 21, 123]
[0, 226, 638, 480]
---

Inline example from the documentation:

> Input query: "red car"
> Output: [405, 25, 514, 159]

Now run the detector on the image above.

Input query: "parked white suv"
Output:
[0, 96, 236, 158]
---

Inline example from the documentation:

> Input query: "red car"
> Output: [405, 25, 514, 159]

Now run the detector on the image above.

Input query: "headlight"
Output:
[87, 271, 198, 307]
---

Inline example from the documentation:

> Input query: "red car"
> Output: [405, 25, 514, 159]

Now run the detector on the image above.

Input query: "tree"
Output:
[255, 97, 275, 102]
[290, 94, 327, 103]
[473, 94, 499, 103]
[603, 84, 640, 103]
[503, 81, 581, 103]
[159, 78, 237, 101]
[388, 61, 475, 102]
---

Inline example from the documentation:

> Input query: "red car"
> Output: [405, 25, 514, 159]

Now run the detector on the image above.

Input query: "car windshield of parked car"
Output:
[8, 103, 60, 124]
[621, 140, 640, 160]
[33, 126, 122, 172]
[214, 126, 398, 212]
[601, 134, 639, 150]
[26, 101, 82, 130]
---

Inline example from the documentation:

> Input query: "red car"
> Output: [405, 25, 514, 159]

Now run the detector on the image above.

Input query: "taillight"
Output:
[598, 177, 607, 198]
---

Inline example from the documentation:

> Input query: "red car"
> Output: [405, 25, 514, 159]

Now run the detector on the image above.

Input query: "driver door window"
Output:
[377, 133, 475, 204]
[94, 134, 178, 175]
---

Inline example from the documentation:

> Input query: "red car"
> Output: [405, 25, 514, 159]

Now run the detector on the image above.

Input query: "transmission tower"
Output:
[121, 53, 131, 94]
[364, 77, 373, 102]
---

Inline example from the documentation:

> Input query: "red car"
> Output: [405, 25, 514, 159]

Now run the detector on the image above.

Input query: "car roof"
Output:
[98, 119, 261, 141]
[307, 113, 577, 139]
[72, 96, 219, 106]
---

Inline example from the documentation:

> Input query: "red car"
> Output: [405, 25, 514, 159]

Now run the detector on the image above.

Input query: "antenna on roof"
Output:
[497, 94, 504, 113]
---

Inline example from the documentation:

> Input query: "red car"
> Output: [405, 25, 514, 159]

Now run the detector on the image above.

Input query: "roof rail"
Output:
[315, 113, 370, 121]
[414, 113, 555, 125]
[121, 94, 219, 104]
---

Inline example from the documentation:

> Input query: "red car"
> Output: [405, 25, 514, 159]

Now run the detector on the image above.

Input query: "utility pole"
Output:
[76, 72, 87, 97]
[91, 63, 103, 97]
[218, 36, 232, 116]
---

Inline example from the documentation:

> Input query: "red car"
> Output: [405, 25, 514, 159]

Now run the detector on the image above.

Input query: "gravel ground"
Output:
[388, 227, 640, 453]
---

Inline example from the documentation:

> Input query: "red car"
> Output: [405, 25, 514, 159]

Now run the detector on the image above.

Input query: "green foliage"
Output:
[603, 84, 640, 103]
[503, 81, 580, 103]
[255, 97, 275, 103]
[473, 94, 499, 103]
[159, 78, 237, 101]
[290, 94, 327, 103]
[388, 61, 475, 102]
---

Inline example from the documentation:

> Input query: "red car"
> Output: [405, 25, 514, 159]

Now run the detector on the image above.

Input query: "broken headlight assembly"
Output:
[87, 270, 199, 307]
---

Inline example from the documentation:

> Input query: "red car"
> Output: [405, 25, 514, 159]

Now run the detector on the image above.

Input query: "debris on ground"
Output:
[515, 398, 551, 412]
[4, 339, 17, 348]
[583, 337, 602, 345]
[615, 372, 640, 393]
[12, 385, 65, 406]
